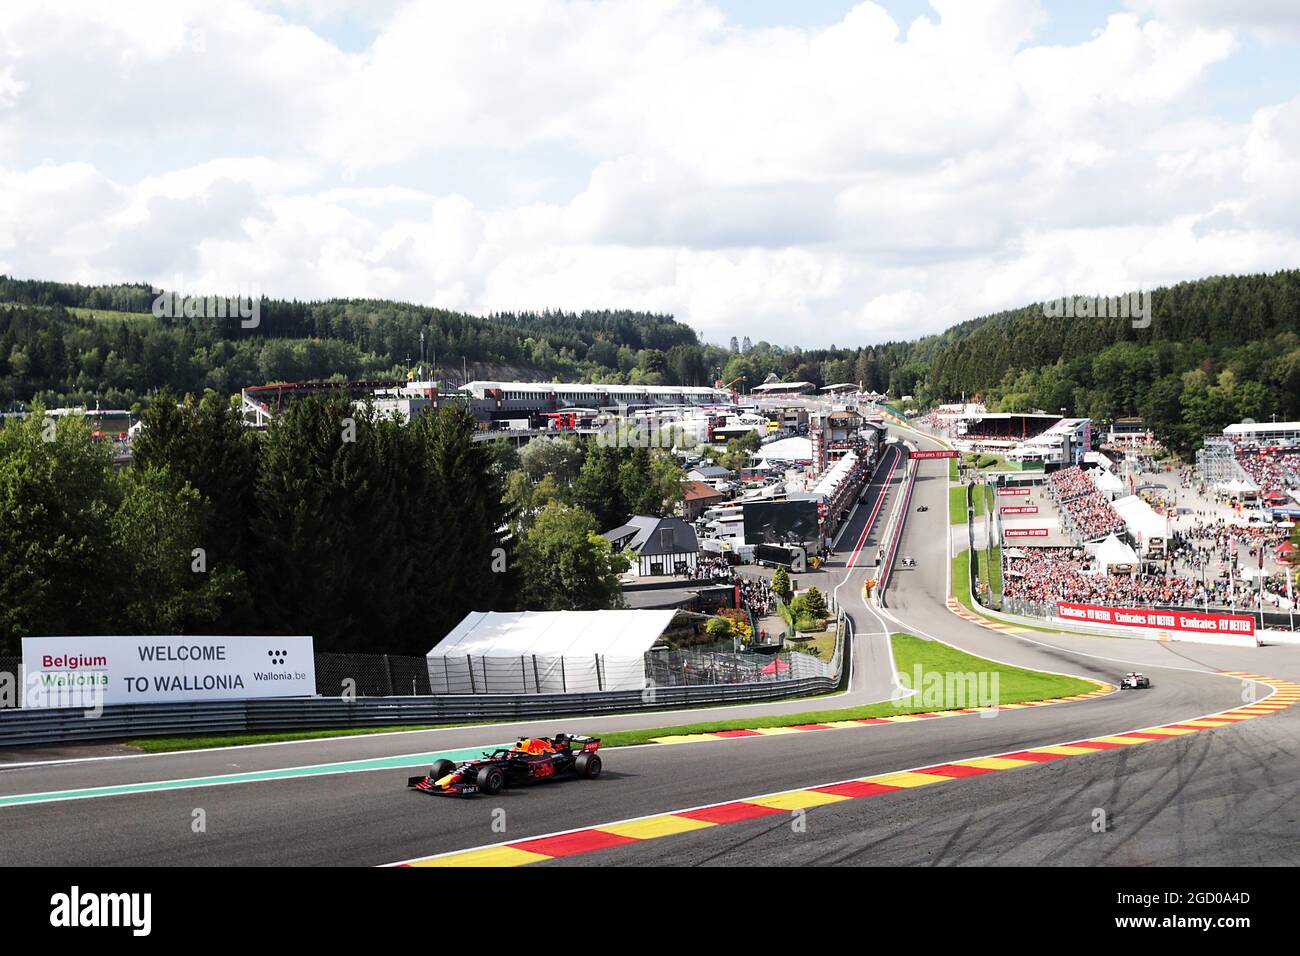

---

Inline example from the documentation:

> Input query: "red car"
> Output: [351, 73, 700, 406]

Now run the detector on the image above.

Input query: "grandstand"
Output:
[1046, 466, 1127, 543]
[1198, 420, 1300, 503]
[241, 379, 415, 426]
[458, 380, 732, 425]
[934, 410, 1092, 466]
[953, 412, 1059, 445]
[240, 378, 731, 428]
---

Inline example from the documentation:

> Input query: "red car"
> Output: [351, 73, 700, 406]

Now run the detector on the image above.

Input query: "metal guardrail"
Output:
[0, 578, 852, 748]
[876, 450, 919, 604]
[0, 675, 843, 748]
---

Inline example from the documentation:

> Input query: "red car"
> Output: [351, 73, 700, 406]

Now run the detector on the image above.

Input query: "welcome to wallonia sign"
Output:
[20, 636, 315, 708]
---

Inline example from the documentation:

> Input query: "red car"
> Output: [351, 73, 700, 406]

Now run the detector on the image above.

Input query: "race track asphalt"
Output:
[2, 432, 1298, 866]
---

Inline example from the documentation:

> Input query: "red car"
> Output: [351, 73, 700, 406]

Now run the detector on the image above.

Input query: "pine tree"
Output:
[771, 566, 792, 602]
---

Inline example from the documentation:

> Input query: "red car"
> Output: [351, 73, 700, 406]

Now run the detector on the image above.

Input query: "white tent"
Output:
[1220, 478, 1257, 494]
[427, 610, 676, 695]
[1090, 469, 1124, 496]
[758, 436, 813, 463]
[1112, 494, 1166, 545]
[812, 451, 858, 497]
[1093, 533, 1139, 573]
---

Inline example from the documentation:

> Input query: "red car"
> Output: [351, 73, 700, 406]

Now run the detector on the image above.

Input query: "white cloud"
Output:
[1125, 0, 1300, 45]
[0, 0, 1296, 347]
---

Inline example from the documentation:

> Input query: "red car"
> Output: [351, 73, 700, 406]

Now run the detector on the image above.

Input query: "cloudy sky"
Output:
[2, 0, 1299, 347]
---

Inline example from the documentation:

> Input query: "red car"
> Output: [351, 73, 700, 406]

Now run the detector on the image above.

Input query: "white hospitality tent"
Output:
[1090, 468, 1124, 497]
[427, 610, 676, 695]
[758, 436, 813, 463]
[812, 451, 858, 497]
[1220, 478, 1257, 496]
[1112, 494, 1166, 546]
[1092, 533, 1139, 574]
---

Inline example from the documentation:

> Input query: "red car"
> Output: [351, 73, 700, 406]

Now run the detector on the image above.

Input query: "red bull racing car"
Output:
[406, 734, 603, 797]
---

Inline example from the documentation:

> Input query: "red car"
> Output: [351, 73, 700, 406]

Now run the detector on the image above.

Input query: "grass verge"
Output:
[126, 628, 1094, 754]
[953, 548, 975, 611]
[949, 485, 968, 524]
[596, 633, 1097, 746]
[124, 670, 853, 754]
[126, 724, 477, 753]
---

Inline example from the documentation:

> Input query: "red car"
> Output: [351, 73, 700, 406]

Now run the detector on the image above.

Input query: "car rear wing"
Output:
[560, 734, 601, 752]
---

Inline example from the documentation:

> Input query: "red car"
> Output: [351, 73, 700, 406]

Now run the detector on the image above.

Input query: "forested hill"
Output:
[0, 275, 713, 409]
[3, 270, 1300, 455]
[912, 271, 1300, 452]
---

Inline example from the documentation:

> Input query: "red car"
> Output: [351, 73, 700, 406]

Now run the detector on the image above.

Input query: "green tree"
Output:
[132, 388, 260, 626]
[519, 436, 582, 486]
[411, 404, 516, 647]
[0, 408, 118, 652]
[705, 617, 731, 641]
[800, 585, 828, 619]
[516, 502, 629, 610]
[569, 443, 627, 529]
[110, 467, 245, 633]
[771, 566, 792, 602]
[251, 396, 413, 652]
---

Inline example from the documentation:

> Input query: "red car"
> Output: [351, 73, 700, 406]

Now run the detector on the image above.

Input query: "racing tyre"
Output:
[476, 765, 505, 796]
[575, 752, 602, 779]
[429, 759, 456, 780]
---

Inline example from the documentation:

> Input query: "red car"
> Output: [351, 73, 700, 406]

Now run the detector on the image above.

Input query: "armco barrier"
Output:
[0, 674, 842, 748]
[876, 448, 919, 603]
[978, 595, 1260, 647]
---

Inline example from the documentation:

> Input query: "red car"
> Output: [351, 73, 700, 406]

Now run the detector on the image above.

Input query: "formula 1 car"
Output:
[901, 555, 916, 568]
[406, 734, 602, 797]
[1119, 672, 1151, 690]
[916, 505, 928, 512]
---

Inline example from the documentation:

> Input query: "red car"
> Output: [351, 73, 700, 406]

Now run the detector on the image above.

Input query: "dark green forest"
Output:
[3, 269, 1300, 454]
[0, 274, 915, 416]
[919, 272, 1300, 452]
[0, 395, 683, 655]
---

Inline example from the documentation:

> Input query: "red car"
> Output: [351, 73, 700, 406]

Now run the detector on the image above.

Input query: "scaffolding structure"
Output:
[1196, 435, 1243, 487]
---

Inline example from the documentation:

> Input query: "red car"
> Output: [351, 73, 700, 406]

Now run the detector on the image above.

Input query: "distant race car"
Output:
[916, 505, 928, 512]
[901, 556, 916, 567]
[1119, 672, 1151, 690]
[407, 734, 603, 797]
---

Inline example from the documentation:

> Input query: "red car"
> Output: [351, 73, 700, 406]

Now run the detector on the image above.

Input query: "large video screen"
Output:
[743, 500, 819, 546]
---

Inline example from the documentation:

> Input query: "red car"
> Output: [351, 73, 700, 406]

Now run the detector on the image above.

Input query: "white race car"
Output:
[1119, 672, 1151, 690]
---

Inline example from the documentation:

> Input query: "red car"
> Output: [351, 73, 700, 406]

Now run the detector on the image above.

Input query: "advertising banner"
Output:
[997, 487, 1030, 496]
[1055, 603, 1255, 638]
[910, 450, 958, 459]
[1004, 528, 1049, 538]
[21, 635, 316, 708]
[1001, 506, 1039, 515]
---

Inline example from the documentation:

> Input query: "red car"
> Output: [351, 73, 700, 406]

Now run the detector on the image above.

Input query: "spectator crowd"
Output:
[1004, 548, 1217, 608]
[1048, 466, 1127, 541]
[1234, 444, 1300, 497]
[691, 554, 734, 581]
[1003, 514, 1297, 612]
[737, 575, 778, 617]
